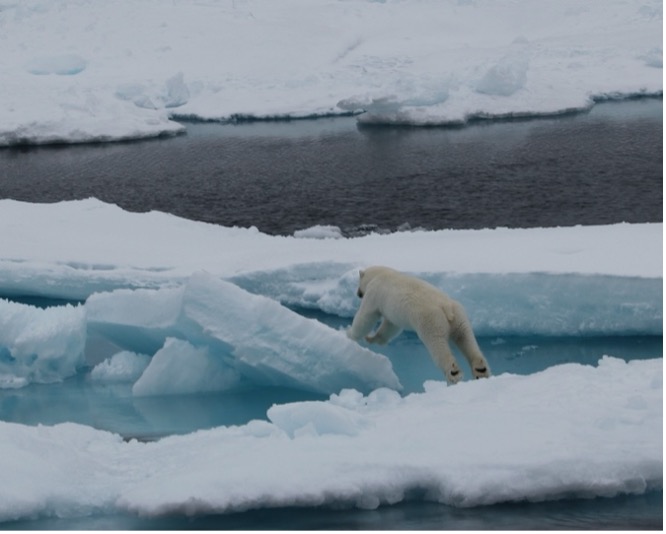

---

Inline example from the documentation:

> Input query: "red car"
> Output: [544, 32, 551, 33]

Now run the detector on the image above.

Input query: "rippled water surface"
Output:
[0, 99, 661, 235]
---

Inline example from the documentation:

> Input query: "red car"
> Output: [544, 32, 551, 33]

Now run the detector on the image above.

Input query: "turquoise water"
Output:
[0, 328, 661, 530]
[0, 331, 660, 438]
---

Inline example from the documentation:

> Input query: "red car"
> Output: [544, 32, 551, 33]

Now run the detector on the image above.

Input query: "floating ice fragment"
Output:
[293, 225, 343, 239]
[89, 350, 151, 383]
[133, 338, 240, 396]
[0, 375, 28, 389]
[87, 272, 401, 394]
[0, 299, 86, 387]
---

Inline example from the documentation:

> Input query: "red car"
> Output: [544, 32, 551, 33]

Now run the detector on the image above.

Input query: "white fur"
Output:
[347, 266, 490, 384]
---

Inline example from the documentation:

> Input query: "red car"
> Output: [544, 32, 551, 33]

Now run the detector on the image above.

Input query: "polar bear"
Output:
[346, 266, 490, 384]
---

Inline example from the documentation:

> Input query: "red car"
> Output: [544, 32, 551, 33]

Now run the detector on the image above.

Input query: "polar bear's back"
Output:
[361, 266, 446, 298]
[361, 266, 457, 330]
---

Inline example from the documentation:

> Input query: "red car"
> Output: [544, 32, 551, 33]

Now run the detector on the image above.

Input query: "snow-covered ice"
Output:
[0, 356, 661, 521]
[0, 199, 661, 522]
[0, 270, 400, 394]
[0, 198, 661, 298]
[0, 0, 661, 144]
[0, 199, 661, 391]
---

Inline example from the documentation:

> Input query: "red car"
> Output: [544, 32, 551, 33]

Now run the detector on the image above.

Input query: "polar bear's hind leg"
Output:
[451, 320, 490, 379]
[420, 331, 463, 384]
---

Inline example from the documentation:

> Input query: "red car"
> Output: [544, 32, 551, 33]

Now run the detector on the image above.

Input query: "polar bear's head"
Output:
[356, 266, 395, 298]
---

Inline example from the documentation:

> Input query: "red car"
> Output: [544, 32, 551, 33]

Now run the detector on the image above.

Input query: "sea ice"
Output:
[0, 0, 661, 143]
[0, 198, 661, 299]
[0, 269, 401, 392]
[0, 200, 661, 389]
[233, 271, 663, 337]
[87, 272, 401, 395]
[0, 357, 660, 522]
[0, 299, 86, 387]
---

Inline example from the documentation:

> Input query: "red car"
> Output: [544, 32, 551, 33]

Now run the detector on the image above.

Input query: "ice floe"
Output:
[0, 356, 660, 522]
[0, 199, 661, 389]
[0, 0, 661, 144]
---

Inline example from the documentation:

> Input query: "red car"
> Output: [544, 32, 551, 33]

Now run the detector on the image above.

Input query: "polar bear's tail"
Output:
[440, 300, 456, 324]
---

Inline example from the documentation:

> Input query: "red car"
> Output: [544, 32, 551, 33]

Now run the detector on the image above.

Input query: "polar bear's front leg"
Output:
[347, 299, 382, 342]
[365, 318, 402, 345]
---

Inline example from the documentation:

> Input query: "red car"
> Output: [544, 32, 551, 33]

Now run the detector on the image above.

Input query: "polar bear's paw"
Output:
[473, 367, 490, 379]
[471, 362, 490, 379]
[365, 333, 385, 345]
[447, 363, 463, 384]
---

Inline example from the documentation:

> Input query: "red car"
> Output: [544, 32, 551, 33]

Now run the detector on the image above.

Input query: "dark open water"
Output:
[0, 99, 662, 530]
[0, 98, 662, 235]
